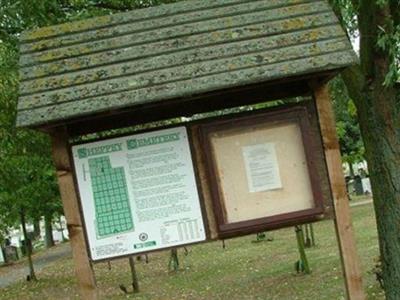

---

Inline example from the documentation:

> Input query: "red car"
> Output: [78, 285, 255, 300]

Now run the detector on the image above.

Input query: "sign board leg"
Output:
[51, 128, 98, 300]
[295, 226, 311, 274]
[312, 83, 365, 300]
[129, 256, 140, 293]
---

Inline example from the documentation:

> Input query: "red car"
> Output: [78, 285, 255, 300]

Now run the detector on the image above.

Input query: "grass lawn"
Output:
[0, 202, 384, 299]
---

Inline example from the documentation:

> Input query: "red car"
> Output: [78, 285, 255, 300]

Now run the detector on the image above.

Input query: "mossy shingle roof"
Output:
[16, 0, 357, 128]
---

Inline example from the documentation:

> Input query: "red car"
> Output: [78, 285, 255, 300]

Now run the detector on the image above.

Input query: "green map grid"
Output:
[88, 156, 134, 238]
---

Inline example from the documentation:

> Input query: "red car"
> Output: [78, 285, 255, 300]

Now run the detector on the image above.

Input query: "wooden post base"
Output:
[51, 128, 98, 300]
[313, 83, 365, 300]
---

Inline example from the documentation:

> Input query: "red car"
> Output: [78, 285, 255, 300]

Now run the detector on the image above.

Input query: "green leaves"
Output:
[0, 0, 66, 237]
[377, 21, 400, 85]
[330, 77, 365, 165]
[329, 0, 359, 36]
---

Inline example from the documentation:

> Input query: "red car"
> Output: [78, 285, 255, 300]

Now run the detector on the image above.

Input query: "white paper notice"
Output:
[242, 143, 282, 192]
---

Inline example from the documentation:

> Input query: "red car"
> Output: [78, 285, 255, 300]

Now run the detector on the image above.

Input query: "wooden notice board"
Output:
[199, 105, 328, 238]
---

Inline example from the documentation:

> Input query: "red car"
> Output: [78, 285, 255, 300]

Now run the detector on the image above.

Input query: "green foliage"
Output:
[0, 0, 66, 44]
[377, 22, 400, 85]
[0, 0, 65, 238]
[329, 0, 359, 35]
[330, 0, 400, 85]
[330, 77, 364, 165]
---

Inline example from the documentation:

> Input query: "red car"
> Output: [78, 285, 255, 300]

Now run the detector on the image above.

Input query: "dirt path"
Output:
[0, 242, 72, 289]
[350, 199, 373, 207]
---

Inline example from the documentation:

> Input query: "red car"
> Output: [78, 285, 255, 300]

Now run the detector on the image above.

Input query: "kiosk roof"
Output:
[16, 0, 357, 128]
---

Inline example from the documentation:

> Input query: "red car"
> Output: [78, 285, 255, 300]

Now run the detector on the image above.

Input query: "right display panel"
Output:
[199, 103, 331, 238]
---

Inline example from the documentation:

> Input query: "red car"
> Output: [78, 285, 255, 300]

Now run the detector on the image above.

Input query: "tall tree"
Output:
[331, 0, 400, 298]
[0, 0, 64, 275]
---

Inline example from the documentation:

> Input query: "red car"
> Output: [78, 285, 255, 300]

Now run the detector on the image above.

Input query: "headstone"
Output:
[4, 246, 19, 262]
[362, 178, 372, 194]
[0, 247, 5, 264]
[10, 236, 21, 248]
[354, 175, 364, 195]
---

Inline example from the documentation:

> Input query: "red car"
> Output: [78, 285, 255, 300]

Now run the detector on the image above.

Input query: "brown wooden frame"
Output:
[199, 104, 326, 238]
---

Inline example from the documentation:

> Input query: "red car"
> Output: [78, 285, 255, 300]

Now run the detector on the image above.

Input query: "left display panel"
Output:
[71, 126, 206, 261]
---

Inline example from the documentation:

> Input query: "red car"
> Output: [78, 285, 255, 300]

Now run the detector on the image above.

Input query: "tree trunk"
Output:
[44, 213, 55, 248]
[20, 208, 37, 281]
[33, 218, 40, 240]
[346, 75, 400, 298]
[348, 161, 355, 178]
[340, 2, 400, 298]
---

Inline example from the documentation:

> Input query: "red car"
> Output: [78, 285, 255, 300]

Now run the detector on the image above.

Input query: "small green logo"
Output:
[144, 241, 156, 247]
[134, 241, 156, 249]
[127, 139, 138, 150]
[77, 148, 88, 159]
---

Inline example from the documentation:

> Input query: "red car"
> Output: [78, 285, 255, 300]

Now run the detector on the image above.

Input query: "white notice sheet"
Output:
[242, 143, 282, 192]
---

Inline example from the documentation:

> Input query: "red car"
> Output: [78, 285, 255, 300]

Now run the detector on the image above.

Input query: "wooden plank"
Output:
[20, 25, 344, 93]
[19, 13, 339, 81]
[50, 128, 98, 300]
[64, 77, 311, 136]
[20, 0, 319, 51]
[22, 1, 328, 62]
[20, 0, 248, 42]
[305, 100, 335, 218]
[20, 0, 321, 54]
[312, 83, 364, 300]
[190, 125, 218, 239]
[16, 51, 355, 127]
[20, 10, 335, 81]
[19, 38, 351, 106]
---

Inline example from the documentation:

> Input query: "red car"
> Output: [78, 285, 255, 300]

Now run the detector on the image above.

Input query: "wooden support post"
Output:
[313, 83, 365, 300]
[304, 225, 311, 248]
[51, 127, 98, 300]
[309, 224, 315, 247]
[169, 248, 179, 272]
[295, 226, 311, 274]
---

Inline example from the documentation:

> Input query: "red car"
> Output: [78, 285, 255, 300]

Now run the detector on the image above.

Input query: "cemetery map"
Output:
[88, 156, 134, 238]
